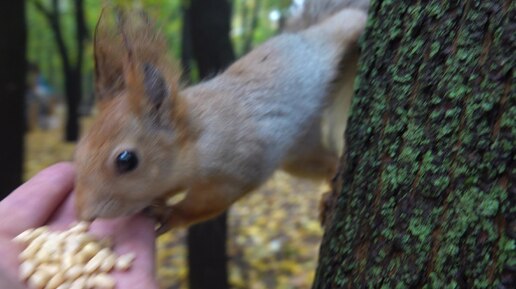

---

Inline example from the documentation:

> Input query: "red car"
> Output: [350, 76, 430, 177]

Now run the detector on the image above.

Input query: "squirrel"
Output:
[74, 0, 369, 233]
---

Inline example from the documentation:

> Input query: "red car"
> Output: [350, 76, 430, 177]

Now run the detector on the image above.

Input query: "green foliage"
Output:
[27, 0, 292, 97]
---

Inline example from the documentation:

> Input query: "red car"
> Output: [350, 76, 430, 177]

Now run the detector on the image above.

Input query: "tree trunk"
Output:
[0, 0, 26, 199]
[185, 1, 235, 289]
[189, 0, 235, 78]
[242, 0, 261, 54]
[180, 5, 193, 83]
[313, 0, 514, 288]
[32, 0, 87, 142]
[64, 68, 81, 141]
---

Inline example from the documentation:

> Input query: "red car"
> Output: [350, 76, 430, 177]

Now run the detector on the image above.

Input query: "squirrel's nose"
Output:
[77, 207, 96, 222]
[75, 195, 97, 221]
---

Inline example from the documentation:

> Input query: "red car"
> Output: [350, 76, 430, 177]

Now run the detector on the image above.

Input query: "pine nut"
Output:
[99, 254, 116, 272]
[80, 242, 100, 260]
[91, 273, 116, 289]
[85, 248, 110, 273]
[28, 270, 51, 289]
[55, 282, 71, 289]
[69, 276, 87, 289]
[115, 252, 135, 271]
[14, 222, 134, 289]
[45, 272, 65, 289]
[18, 260, 36, 281]
[64, 264, 83, 280]
[13, 228, 35, 243]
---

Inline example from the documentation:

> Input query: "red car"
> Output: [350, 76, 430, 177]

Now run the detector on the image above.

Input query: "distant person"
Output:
[25, 63, 57, 131]
[33, 72, 56, 130]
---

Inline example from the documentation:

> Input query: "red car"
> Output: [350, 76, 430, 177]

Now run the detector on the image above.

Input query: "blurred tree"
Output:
[31, 0, 88, 141]
[0, 1, 27, 199]
[242, 0, 261, 54]
[183, 1, 235, 289]
[313, 0, 514, 288]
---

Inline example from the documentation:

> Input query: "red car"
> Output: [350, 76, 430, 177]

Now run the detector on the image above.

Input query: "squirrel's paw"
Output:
[143, 202, 174, 235]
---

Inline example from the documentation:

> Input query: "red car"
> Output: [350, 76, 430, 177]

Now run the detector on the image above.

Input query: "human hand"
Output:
[0, 163, 158, 289]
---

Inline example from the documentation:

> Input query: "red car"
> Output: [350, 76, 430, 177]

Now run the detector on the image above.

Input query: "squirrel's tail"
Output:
[285, 0, 369, 32]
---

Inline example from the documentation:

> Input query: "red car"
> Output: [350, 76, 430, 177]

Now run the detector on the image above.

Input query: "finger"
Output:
[91, 215, 156, 272]
[0, 258, 25, 289]
[46, 191, 78, 230]
[0, 162, 75, 236]
[90, 215, 158, 288]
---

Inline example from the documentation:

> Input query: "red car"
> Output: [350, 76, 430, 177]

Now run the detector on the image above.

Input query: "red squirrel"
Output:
[74, 0, 369, 232]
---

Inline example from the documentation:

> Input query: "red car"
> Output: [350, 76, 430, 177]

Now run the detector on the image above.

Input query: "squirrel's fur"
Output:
[75, 0, 369, 231]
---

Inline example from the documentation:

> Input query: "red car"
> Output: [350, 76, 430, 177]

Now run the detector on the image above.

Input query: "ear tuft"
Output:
[143, 63, 168, 108]
[94, 9, 126, 100]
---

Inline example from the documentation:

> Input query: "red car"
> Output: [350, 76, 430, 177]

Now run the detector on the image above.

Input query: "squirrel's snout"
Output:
[76, 204, 97, 222]
[75, 189, 97, 222]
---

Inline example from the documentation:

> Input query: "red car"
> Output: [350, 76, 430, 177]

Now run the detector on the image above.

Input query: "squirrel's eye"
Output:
[116, 150, 139, 173]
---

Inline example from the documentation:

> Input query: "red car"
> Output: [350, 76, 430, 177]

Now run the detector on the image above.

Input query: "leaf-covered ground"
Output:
[25, 109, 325, 289]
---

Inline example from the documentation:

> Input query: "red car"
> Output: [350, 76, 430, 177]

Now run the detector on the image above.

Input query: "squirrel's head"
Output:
[74, 10, 195, 221]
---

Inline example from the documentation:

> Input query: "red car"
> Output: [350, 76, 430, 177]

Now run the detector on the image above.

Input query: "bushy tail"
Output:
[285, 0, 369, 32]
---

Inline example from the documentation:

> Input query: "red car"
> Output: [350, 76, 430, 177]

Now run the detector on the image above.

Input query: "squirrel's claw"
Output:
[143, 203, 173, 235]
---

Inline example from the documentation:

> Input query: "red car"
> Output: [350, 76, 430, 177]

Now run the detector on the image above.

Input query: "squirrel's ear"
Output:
[93, 10, 126, 101]
[143, 63, 168, 109]
[94, 8, 181, 124]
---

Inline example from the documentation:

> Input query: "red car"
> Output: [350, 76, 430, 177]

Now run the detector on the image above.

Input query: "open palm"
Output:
[0, 163, 158, 289]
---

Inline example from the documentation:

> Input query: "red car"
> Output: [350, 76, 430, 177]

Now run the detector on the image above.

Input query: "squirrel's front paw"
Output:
[143, 202, 173, 234]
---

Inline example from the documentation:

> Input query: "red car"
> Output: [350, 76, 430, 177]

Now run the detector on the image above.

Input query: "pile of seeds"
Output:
[13, 222, 135, 289]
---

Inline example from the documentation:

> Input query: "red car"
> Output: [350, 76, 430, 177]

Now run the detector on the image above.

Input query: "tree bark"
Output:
[184, 1, 235, 289]
[0, 0, 26, 199]
[313, 0, 514, 288]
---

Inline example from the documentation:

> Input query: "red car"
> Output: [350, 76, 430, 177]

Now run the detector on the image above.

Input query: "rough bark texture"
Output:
[185, 1, 236, 289]
[0, 0, 26, 199]
[313, 0, 515, 288]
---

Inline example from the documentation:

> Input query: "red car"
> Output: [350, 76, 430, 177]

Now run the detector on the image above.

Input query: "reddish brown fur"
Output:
[74, 3, 369, 230]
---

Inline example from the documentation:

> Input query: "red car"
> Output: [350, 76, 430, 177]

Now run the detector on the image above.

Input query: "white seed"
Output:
[15, 222, 135, 289]
[55, 282, 71, 289]
[69, 276, 87, 289]
[115, 252, 135, 271]
[72, 252, 89, 265]
[167, 191, 187, 206]
[42, 236, 61, 253]
[84, 248, 110, 274]
[31, 226, 49, 238]
[45, 272, 65, 289]
[62, 252, 75, 268]
[64, 264, 83, 280]
[13, 228, 35, 243]
[80, 242, 100, 260]
[91, 273, 115, 289]
[99, 254, 117, 272]
[19, 260, 37, 281]
[34, 249, 52, 263]
[64, 239, 82, 255]
[28, 270, 51, 289]
[20, 236, 45, 260]
[39, 263, 60, 276]
[69, 222, 90, 233]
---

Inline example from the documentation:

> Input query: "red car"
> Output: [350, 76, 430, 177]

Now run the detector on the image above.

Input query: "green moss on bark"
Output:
[313, 0, 515, 288]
